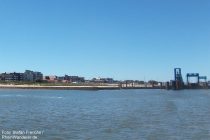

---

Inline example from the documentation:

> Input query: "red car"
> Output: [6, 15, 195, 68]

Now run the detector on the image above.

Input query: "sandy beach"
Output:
[0, 84, 121, 90]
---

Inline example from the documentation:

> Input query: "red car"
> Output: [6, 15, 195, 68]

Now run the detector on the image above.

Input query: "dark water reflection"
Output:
[0, 89, 210, 140]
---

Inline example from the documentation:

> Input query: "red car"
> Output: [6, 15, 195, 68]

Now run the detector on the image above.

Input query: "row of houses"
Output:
[43, 75, 85, 83]
[91, 77, 114, 83]
[0, 70, 43, 82]
[0, 70, 116, 84]
[0, 70, 86, 83]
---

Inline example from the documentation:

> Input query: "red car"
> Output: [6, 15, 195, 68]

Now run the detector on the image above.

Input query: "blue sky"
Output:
[0, 0, 209, 81]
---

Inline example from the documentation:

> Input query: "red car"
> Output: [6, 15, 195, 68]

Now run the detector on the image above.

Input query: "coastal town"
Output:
[0, 70, 158, 89]
[0, 69, 209, 90]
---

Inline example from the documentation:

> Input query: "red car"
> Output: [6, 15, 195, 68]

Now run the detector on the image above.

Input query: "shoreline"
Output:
[0, 84, 208, 90]
[0, 84, 163, 90]
[0, 84, 119, 90]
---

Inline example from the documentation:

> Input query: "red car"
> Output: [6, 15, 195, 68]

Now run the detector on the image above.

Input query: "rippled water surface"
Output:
[0, 89, 210, 140]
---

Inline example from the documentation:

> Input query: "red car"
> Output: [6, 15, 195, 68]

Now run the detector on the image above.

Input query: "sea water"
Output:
[0, 89, 210, 140]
